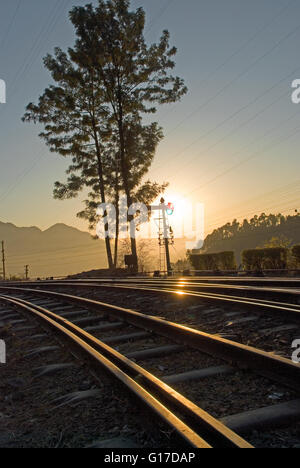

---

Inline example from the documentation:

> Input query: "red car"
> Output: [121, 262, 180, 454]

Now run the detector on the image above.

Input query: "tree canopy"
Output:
[22, 0, 187, 270]
[200, 212, 300, 263]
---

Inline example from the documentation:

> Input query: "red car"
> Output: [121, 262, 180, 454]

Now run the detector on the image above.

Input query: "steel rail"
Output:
[74, 278, 300, 307]
[0, 294, 253, 449]
[57, 276, 300, 288]
[1, 286, 299, 389]
[50, 277, 300, 304]
[8, 280, 300, 320]
[109, 283, 300, 313]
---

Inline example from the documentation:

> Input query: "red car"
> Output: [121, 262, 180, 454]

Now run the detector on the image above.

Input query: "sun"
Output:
[151, 191, 191, 238]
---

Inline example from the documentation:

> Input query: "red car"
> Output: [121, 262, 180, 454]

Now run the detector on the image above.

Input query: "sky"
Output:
[0, 0, 300, 238]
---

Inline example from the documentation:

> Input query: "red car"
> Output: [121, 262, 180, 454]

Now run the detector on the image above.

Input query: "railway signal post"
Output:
[150, 199, 174, 276]
[161, 198, 172, 276]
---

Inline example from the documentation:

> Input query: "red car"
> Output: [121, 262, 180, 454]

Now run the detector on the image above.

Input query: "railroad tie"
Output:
[222, 399, 300, 435]
[103, 331, 150, 345]
[84, 321, 124, 333]
[126, 345, 184, 361]
[25, 346, 60, 357]
[162, 365, 235, 384]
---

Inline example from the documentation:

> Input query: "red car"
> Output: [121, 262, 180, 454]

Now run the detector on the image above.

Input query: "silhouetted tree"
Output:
[22, 0, 185, 270]
[261, 235, 292, 249]
[69, 0, 187, 259]
[201, 212, 300, 264]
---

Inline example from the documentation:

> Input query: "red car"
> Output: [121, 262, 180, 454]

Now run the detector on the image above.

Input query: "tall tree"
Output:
[22, 48, 115, 269]
[22, 0, 187, 272]
[69, 0, 188, 259]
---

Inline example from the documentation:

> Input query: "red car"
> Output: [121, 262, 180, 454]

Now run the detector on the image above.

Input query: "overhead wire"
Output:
[0, 0, 22, 52]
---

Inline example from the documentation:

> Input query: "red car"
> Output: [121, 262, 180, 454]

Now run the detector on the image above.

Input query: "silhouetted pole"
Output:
[1, 241, 6, 280]
[160, 198, 172, 276]
[25, 265, 29, 281]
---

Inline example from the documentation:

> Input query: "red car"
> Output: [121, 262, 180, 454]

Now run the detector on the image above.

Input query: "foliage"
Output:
[292, 245, 300, 265]
[172, 257, 192, 272]
[242, 247, 288, 270]
[188, 251, 236, 271]
[22, 0, 187, 269]
[69, 0, 187, 258]
[118, 237, 155, 272]
[201, 212, 300, 264]
[261, 235, 293, 249]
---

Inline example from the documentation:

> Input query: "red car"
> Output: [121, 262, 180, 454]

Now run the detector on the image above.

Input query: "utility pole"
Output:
[1, 241, 5, 281]
[25, 265, 29, 281]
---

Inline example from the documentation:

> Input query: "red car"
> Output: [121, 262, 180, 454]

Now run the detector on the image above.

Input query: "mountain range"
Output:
[0, 220, 190, 279]
[0, 221, 107, 278]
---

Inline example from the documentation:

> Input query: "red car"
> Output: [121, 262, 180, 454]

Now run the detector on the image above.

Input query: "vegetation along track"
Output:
[1, 285, 300, 448]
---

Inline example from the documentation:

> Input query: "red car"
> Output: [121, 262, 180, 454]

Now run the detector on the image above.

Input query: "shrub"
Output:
[292, 245, 300, 266]
[242, 247, 288, 270]
[188, 251, 236, 271]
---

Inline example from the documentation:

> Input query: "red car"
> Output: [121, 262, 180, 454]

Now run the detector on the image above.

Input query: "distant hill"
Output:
[0, 221, 189, 278]
[0, 221, 107, 278]
[200, 213, 300, 264]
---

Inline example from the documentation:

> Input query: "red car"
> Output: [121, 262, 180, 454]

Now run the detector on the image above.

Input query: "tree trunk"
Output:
[117, 109, 138, 268]
[93, 127, 114, 270]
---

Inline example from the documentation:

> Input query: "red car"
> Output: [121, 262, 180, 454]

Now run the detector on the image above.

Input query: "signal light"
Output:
[166, 202, 174, 215]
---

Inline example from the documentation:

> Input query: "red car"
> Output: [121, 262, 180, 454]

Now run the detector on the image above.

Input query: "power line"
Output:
[164, 15, 300, 139]
[155, 84, 291, 178]
[204, 180, 300, 228]
[205, 199, 300, 234]
[156, 0, 296, 124]
[0, 152, 46, 204]
[153, 61, 300, 176]
[194, 0, 297, 92]
[8, 248, 106, 265]
[203, 215, 300, 248]
[180, 109, 300, 199]
[0, 0, 22, 52]
[145, 0, 175, 34]
[8, 241, 106, 259]
[0, 0, 72, 204]
[6, 0, 70, 102]
[200, 180, 300, 235]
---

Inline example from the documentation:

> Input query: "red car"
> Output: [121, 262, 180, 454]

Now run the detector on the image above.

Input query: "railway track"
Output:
[103, 277, 300, 304]
[1, 285, 300, 448]
[55, 275, 300, 288]
[5, 276, 300, 304]
[5, 279, 300, 359]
